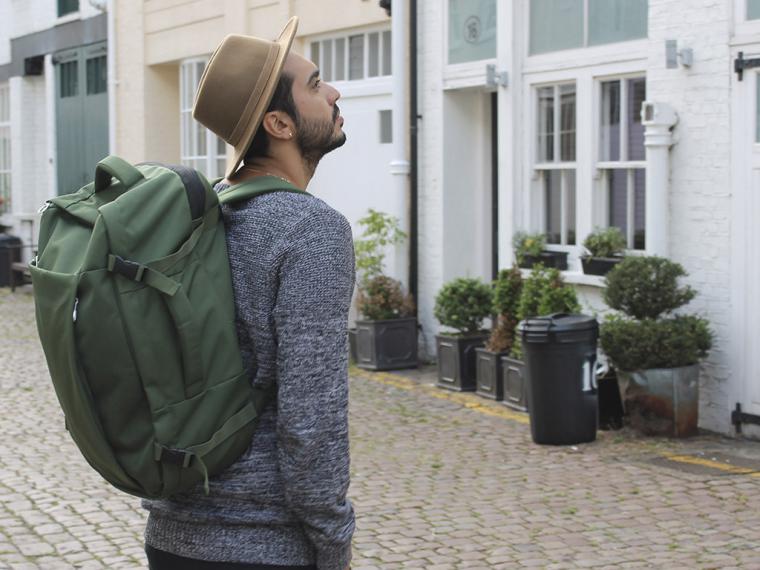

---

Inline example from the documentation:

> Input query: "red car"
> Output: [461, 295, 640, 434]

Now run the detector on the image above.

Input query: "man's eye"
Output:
[314, 79, 322, 88]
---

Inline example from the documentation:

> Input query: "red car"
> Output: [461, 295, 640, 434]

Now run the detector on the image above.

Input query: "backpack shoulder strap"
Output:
[217, 175, 305, 205]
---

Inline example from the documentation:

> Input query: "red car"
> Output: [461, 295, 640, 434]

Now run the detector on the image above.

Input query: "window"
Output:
[58, 0, 79, 17]
[535, 83, 577, 245]
[757, 75, 760, 143]
[310, 30, 391, 82]
[750, 0, 760, 20]
[0, 84, 10, 214]
[530, 0, 647, 55]
[379, 110, 392, 144]
[60, 61, 78, 98]
[86, 56, 107, 95]
[598, 77, 647, 249]
[448, 0, 497, 64]
[180, 60, 226, 178]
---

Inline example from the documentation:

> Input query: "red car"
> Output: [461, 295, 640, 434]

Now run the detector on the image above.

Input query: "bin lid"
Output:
[519, 313, 598, 340]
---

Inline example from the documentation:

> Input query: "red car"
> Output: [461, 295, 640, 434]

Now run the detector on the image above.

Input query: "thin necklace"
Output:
[240, 165, 295, 186]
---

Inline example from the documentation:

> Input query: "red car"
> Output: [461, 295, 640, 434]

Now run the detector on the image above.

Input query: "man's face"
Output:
[283, 53, 346, 163]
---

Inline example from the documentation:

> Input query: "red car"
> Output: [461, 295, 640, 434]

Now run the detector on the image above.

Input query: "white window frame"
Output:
[520, 56, 648, 269]
[0, 83, 10, 215]
[595, 73, 647, 250]
[734, 0, 760, 43]
[179, 58, 226, 179]
[308, 25, 392, 85]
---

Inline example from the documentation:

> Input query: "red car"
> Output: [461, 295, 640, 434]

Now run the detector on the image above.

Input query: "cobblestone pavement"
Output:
[2, 288, 760, 569]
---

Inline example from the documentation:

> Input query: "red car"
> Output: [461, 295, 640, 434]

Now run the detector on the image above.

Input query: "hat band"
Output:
[228, 44, 280, 146]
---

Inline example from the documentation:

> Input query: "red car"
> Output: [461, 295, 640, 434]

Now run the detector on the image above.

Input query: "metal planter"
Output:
[581, 256, 623, 276]
[355, 318, 418, 371]
[500, 356, 528, 411]
[435, 333, 489, 391]
[475, 348, 505, 400]
[617, 365, 700, 437]
[519, 251, 568, 271]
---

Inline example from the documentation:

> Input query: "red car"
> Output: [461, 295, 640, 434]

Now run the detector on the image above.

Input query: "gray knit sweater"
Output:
[142, 183, 355, 569]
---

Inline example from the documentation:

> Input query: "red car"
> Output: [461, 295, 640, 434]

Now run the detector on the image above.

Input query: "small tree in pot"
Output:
[352, 209, 417, 370]
[600, 256, 713, 437]
[434, 277, 492, 391]
[513, 231, 568, 270]
[475, 267, 523, 400]
[503, 266, 580, 410]
[581, 227, 627, 276]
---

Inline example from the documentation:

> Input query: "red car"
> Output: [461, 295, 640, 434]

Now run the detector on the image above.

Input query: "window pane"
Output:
[545, 170, 562, 244]
[751, 0, 760, 19]
[349, 35, 364, 80]
[310, 42, 320, 66]
[600, 80, 621, 161]
[448, 0, 497, 64]
[379, 110, 392, 144]
[529, 0, 583, 55]
[537, 87, 554, 162]
[757, 75, 760, 142]
[589, 0, 648, 46]
[627, 77, 646, 160]
[382, 31, 392, 75]
[0, 84, 8, 121]
[217, 137, 226, 157]
[608, 169, 628, 238]
[86, 56, 107, 95]
[58, 0, 79, 17]
[335, 38, 346, 81]
[60, 61, 78, 98]
[196, 123, 207, 157]
[368, 33, 380, 77]
[322, 39, 333, 82]
[634, 169, 646, 249]
[217, 159, 226, 178]
[560, 84, 576, 162]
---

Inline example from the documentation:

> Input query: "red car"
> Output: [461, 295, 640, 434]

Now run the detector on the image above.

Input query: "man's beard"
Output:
[295, 105, 347, 174]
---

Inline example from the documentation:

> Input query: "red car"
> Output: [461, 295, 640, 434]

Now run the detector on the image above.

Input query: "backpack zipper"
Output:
[72, 297, 79, 322]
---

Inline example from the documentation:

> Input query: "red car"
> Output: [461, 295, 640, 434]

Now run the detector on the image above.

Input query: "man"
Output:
[142, 17, 355, 570]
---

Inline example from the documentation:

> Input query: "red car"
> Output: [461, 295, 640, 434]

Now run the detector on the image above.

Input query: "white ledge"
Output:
[519, 268, 606, 288]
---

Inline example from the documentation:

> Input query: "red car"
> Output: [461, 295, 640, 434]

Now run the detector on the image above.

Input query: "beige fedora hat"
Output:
[192, 17, 298, 179]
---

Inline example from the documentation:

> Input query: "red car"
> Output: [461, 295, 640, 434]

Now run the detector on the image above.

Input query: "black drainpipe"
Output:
[409, 0, 419, 314]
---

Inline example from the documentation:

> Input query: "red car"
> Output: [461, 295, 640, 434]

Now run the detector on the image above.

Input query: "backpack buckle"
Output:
[153, 443, 194, 468]
[108, 254, 145, 282]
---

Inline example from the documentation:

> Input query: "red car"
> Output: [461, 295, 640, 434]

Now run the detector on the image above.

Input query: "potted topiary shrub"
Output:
[475, 267, 523, 400]
[502, 265, 580, 411]
[581, 227, 627, 276]
[513, 231, 568, 271]
[434, 277, 492, 391]
[600, 256, 713, 437]
[353, 209, 418, 370]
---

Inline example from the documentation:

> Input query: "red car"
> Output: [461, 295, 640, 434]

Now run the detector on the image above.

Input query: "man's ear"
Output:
[261, 111, 294, 142]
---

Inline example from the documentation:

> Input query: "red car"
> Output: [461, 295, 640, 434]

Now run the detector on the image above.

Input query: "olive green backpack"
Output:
[31, 155, 303, 499]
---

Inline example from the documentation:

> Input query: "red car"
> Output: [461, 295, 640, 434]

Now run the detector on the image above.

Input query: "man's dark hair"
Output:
[243, 72, 297, 161]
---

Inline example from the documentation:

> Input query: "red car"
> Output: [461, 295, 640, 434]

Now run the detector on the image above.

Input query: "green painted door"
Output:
[55, 42, 109, 195]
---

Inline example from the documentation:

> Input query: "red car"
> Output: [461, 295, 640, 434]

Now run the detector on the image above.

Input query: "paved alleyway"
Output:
[2, 288, 760, 569]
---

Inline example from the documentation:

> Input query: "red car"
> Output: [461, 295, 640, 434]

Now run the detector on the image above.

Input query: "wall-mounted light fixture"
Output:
[485, 64, 508, 89]
[665, 40, 693, 69]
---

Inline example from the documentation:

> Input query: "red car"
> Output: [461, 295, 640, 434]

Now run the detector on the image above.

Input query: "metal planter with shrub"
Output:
[580, 227, 626, 276]
[600, 256, 712, 437]
[434, 277, 493, 391]
[513, 231, 568, 271]
[355, 317, 418, 371]
[500, 355, 527, 411]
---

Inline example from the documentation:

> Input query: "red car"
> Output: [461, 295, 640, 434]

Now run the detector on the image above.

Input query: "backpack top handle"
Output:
[94, 155, 145, 192]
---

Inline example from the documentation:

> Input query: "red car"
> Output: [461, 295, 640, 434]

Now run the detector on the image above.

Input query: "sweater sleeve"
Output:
[272, 207, 356, 570]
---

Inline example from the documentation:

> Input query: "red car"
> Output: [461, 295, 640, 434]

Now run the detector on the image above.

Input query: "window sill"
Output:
[56, 12, 81, 26]
[519, 268, 605, 288]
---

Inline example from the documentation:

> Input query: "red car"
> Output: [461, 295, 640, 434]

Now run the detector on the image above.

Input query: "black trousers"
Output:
[145, 545, 317, 570]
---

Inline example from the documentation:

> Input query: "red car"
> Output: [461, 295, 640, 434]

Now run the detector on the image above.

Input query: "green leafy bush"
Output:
[603, 256, 695, 320]
[353, 209, 412, 321]
[510, 266, 580, 359]
[600, 255, 712, 371]
[434, 277, 492, 335]
[485, 267, 523, 353]
[582, 227, 627, 258]
[600, 315, 712, 370]
[512, 231, 546, 265]
[357, 275, 415, 321]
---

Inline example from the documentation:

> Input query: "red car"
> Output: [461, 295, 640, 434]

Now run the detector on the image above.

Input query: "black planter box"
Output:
[355, 318, 418, 371]
[500, 355, 528, 411]
[598, 370, 624, 430]
[581, 256, 623, 276]
[475, 348, 506, 400]
[520, 251, 568, 271]
[348, 328, 358, 364]
[436, 333, 489, 391]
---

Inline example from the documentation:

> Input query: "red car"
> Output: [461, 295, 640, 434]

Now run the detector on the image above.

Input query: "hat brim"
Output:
[226, 17, 298, 180]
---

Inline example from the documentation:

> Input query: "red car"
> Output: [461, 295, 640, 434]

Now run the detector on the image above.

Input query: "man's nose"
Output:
[327, 84, 341, 104]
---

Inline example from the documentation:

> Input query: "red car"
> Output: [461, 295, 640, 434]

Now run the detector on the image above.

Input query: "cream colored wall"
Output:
[115, 0, 390, 161]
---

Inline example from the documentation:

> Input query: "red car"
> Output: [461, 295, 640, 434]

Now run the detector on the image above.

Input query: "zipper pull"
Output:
[72, 297, 79, 322]
[38, 201, 51, 214]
